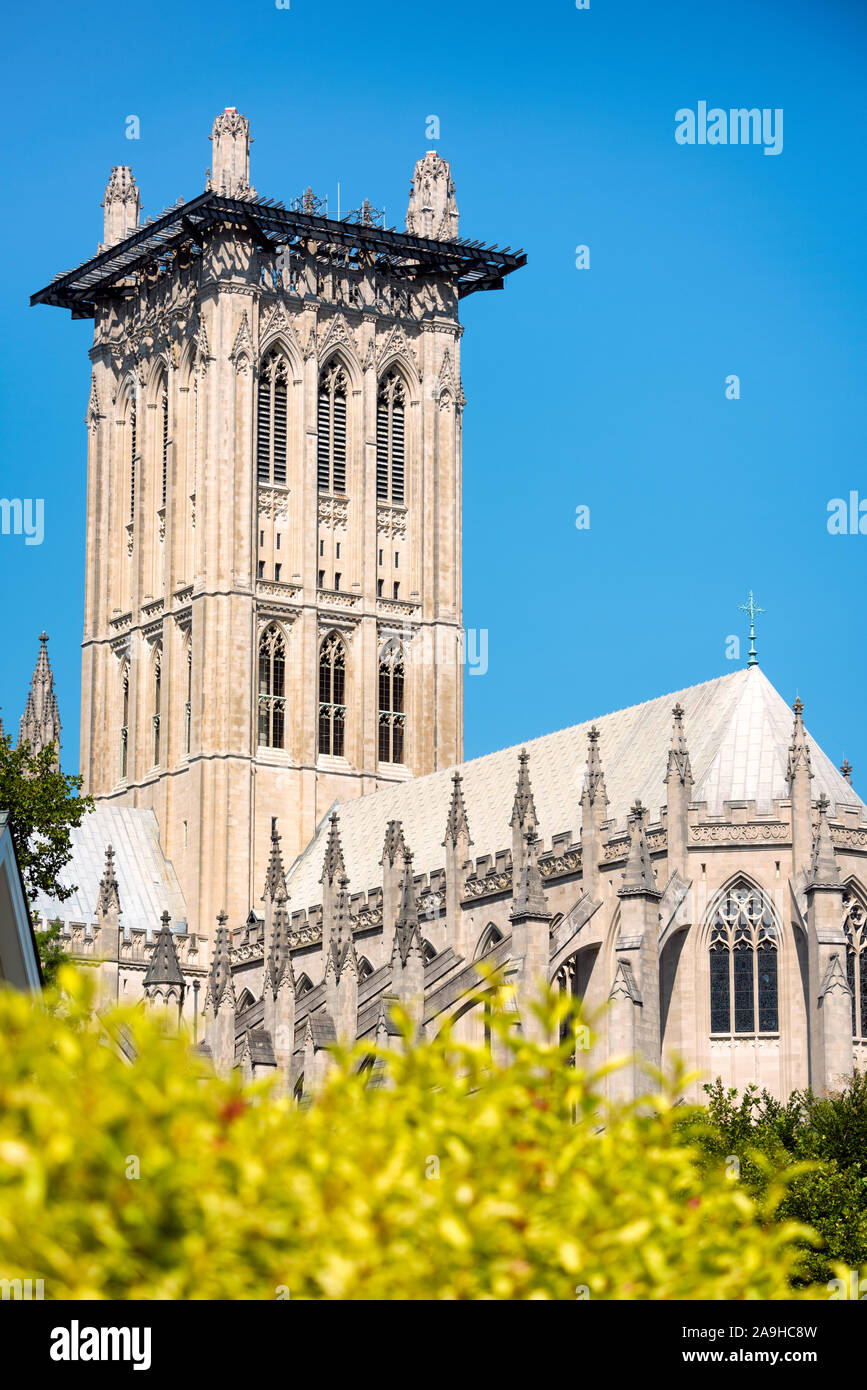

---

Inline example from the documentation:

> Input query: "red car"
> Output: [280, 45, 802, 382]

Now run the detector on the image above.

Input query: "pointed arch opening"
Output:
[475, 923, 503, 961]
[151, 646, 162, 767]
[318, 632, 346, 757]
[258, 624, 287, 749]
[376, 368, 407, 504]
[296, 973, 313, 997]
[257, 349, 289, 485]
[377, 639, 405, 765]
[844, 883, 867, 1041]
[317, 359, 349, 494]
[119, 661, 130, 780]
[707, 881, 779, 1037]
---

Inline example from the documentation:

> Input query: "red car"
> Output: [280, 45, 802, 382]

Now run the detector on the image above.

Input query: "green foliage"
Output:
[33, 919, 64, 989]
[686, 1074, 867, 1286]
[0, 732, 92, 903]
[0, 970, 837, 1301]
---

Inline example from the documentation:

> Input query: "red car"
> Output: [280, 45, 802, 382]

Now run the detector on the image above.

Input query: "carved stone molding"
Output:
[259, 486, 290, 521]
[376, 502, 407, 538]
[318, 494, 348, 530]
[831, 826, 867, 849]
[690, 822, 790, 845]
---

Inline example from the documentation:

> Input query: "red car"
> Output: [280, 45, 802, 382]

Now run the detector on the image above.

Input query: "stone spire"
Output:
[18, 632, 61, 766]
[144, 910, 184, 985]
[810, 794, 840, 886]
[203, 911, 236, 1073]
[143, 911, 186, 1028]
[664, 703, 693, 876]
[380, 819, 406, 950]
[392, 847, 423, 965]
[787, 697, 813, 874]
[325, 870, 358, 1043]
[510, 831, 551, 1044]
[96, 844, 121, 918]
[101, 166, 140, 248]
[206, 107, 255, 197]
[442, 771, 473, 960]
[405, 150, 459, 240]
[581, 726, 608, 901]
[321, 812, 346, 958]
[582, 726, 607, 810]
[620, 801, 659, 897]
[443, 771, 472, 849]
[510, 831, 550, 924]
[265, 894, 295, 1075]
[262, 817, 287, 903]
[204, 913, 234, 1017]
[390, 847, 425, 1029]
[510, 749, 538, 880]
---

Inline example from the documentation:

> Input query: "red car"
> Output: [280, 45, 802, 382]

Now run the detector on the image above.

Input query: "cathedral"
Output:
[22, 109, 867, 1100]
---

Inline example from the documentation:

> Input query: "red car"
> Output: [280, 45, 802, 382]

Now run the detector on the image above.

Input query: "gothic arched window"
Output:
[258, 625, 286, 749]
[376, 370, 406, 504]
[257, 350, 289, 486]
[120, 665, 130, 780]
[475, 923, 503, 961]
[709, 883, 778, 1035]
[152, 648, 162, 767]
[184, 638, 192, 755]
[378, 643, 405, 764]
[160, 382, 170, 509]
[129, 397, 137, 526]
[317, 361, 348, 494]
[844, 887, 867, 1040]
[318, 633, 346, 757]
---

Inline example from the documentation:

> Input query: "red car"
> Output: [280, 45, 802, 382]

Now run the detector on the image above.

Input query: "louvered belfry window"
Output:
[376, 370, 406, 504]
[161, 386, 169, 508]
[257, 351, 289, 485]
[709, 884, 778, 1036]
[129, 402, 137, 523]
[318, 633, 346, 757]
[317, 361, 348, 494]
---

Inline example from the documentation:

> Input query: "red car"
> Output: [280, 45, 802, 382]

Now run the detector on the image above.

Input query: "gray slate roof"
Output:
[32, 804, 188, 937]
[286, 667, 864, 910]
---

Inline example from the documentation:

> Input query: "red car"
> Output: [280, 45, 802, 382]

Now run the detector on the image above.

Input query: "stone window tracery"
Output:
[844, 887, 867, 1040]
[318, 633, 346, 758]
[376, 370, 406, 504]
[257, 350, 289, 486]
[258, 625, 286, 749]
[317, 361, 348, 494]
[120, 665, 129, 780]
[709, 883, 778, 1036]
[152, 648, 162, 767]
[377, 642, 405, 764]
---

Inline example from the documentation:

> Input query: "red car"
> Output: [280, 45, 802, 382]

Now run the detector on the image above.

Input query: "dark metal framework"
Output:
[31, 191, 526, 318]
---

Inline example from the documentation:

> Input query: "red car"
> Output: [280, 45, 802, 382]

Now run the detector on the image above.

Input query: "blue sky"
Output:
[1, 0, 865, 787]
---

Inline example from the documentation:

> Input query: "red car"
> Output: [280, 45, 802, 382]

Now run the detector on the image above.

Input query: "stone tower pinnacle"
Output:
[206, 108, 254, 197]
[19, 632, 61, 766]
[406, 151, 459, 240]
[101, 166, 140, 249]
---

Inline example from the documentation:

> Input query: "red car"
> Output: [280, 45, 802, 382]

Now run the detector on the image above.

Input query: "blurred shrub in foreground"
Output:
[0, 969, 836, 1300]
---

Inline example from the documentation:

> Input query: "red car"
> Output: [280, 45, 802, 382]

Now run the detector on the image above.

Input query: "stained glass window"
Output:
[708, 884, 778, 1036]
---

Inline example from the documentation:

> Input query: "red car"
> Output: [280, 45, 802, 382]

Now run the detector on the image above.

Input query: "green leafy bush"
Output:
[688, 1075, 867, 1286]
[0, 970, 843, 1300]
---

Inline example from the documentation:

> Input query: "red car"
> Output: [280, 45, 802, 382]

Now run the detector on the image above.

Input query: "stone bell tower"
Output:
[31, 109, 525, 938]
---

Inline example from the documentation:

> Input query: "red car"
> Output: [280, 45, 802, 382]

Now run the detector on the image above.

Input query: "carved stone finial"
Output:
[206, 107, 255, 198]
[19, 630, 61, 767]
[101, 166, 140, 248]
[406, 150, 459, 240]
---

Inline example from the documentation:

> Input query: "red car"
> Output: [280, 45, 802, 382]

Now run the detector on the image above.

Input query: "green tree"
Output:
[0, 733, 93, 980]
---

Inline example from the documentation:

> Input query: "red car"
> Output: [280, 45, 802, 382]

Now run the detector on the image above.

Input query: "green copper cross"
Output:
[738, 590, 765, 667]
